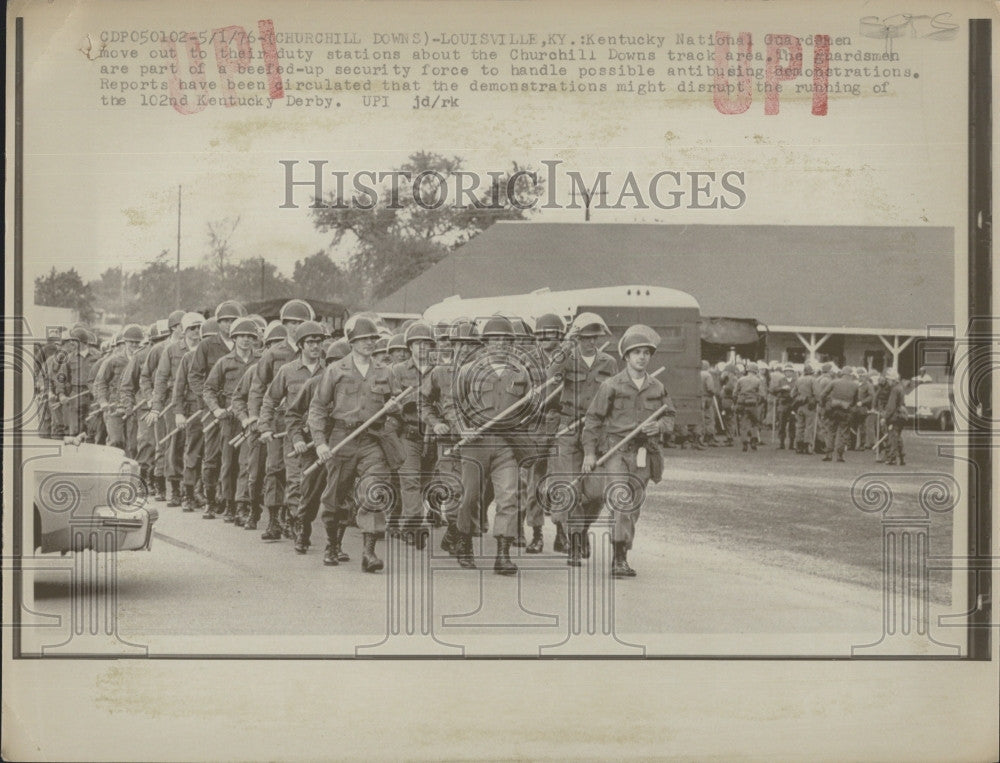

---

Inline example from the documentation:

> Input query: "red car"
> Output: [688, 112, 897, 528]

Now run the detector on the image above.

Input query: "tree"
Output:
[292, 251, 353, 302]
[226, 257, 294, 303]
[311, 152, 542, 302]
[35, 267, 96, 322]
[205, 216, 242, 293]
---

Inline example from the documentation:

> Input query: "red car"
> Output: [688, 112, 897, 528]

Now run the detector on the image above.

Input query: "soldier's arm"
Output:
[203, 358, 226, 413]
[258, 368, 286, 434]
[307, 366, 337, 447]
[657, 389, 677, 435]
[94, 360, 112, 406]
[118, 357, 138, 411]
[439, 366, 466, 434]
[152, 348, 173, 412]
[187, 342, 211, 402]
[230, 367, 254, 423]
[418, 371, 444, 430]
[247, 352, 273, 418]
[284, 380, 312, 448]
[581, 381, 614, 459]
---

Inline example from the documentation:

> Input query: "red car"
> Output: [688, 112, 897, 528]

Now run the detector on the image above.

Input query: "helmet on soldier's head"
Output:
[449, 319, 480, 344]
[433, 320, 451, 341]
[68, 326, 90, 343]
[618, 324, 660, 359]
[803, 362, 815, 375]
[884, 368, 900, 381]
[279, 299, 314, 323]
[533, 313, 565, 337]
[201, 317, 219, 338]
[569, 312, 611, 338]
[387, 333, 408, 353]
[154, 318, 171, 340]
[506, 316, 532, 341]
[404, 320, 435, 346]
[747, 362, 759, 373]
[841, 365, 853, 376]
[122, 324, 145, 343]
[480, 315, 515, 339]
[344, 315, 381, 343]
[168, 309, 186, 330]
[215, 300, 245, 321]
[147, 323, 158, 340]
[400, 319, 416, 331]
[247, 314, 267, 332]
[294, 320, 326, 345]
[701, 360, 710, 371]
[783, 362, 795, 372]
[264, 321, 287, 346]
[84, 329, 99, 346]
[229, 317, 260, 339]
[181, 312, 204, 332]
[820, 362, 832, 374]
[372, 335, 390, 357]
[325, 337, 350, 362]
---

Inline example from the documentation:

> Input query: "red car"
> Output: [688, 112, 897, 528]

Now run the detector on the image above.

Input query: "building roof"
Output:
[373, 223, 954, 334]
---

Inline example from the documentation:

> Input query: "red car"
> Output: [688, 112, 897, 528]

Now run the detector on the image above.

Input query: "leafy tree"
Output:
[292, 251, 353, 302]
[225, 257, 294, 304]
[311, 152, 542, 301]
[34, 267, 96, 322]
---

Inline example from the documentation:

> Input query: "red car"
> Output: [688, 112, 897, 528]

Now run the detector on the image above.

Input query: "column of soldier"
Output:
[37, 301, 678, 579]
[697, 359, 909, 465]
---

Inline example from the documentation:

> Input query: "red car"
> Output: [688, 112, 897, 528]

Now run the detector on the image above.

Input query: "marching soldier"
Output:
[44, 331, 69, 439]
[819, 367, 860, 462]
[371, 335, 391, 368]
[734, 361, 765, 451]
[204, 317, 260, 522]
[94, 325, 144, 450]
[173, 315, 212, 512]
[308, 315, 399, 571]
[699, 360, 719, 446]
[387, 332, 410, 364]
[548, 312, 617, 564]
[879, 368, 908, 466]
[249, 299, 313, 538]
[55, 325, 98, 437]
[813, 362, 836, 455]
[286, 337, 350, 556]
[258, 320, 327, 539]
[142, 312, 183, 501]
[87, 339, 113, 444]
[189, 300, 245, 518]
[581, 324, 675, 578]
[120, 320, 167, 490]
[770, 362, 796, 449]
[792, 362, 818, 454]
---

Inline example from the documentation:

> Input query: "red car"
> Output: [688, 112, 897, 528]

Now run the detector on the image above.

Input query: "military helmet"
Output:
[84, 329, 99, 346]
[747, 362, 759, 372]
[229, 317, 260, 339]
[68, 326, 90, 343]
[404, 320, 435, 346]
[248, 314, 268, 332]
[167, 309, 186, 329]
[295, 320, 326, 344]
[154, 318, 171, 340]
[100, 340, 110, 353]
[783, 362, 795, 372]
[387, 333, 408, 353]
[884, 368, 900, 381]
[215, 300, 245, 321]
[325, 337, 350, 362]
[121, 324, 145, 343]
[618, 324, 660, 358]
[533, 313, 565, 337]
[841, 365, 853, 376]
[372, 335, 390, 356]
[181, 312, 204, 332]
[480, 315, 515, 339]
[803, 362, 815, 375]
[279, 299, 315, 323]
[201, 317, 219, 338]
[433, 320, 452, 341]
[449, 319, 480, 344]
[147, 322, 158, 340]
[344, 315, 381, 343]
[264, 321, 287, 345]
[569, 312, 611, 338]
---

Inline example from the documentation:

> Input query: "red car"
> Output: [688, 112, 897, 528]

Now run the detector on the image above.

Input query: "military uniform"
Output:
[57, 345, 98, 437]
[187, 332, 234, 512]
[142, 335, 171, 497]
[230, 361, 264, 528]
[769, 367, 796, 449]
[153, 338, 192, 502]
[285, 374, 328, 552]
[792, 368, 818, 453]
[819, 374, 860, 460]
[171, 347, 203, 509]
[879, 375, 908, 465]
[734, 369, 765, 450]
[388, 355, 436, 531]
[204, 345, 257, 518]
[94, 347, 131, 449]
[119, 343, 153, 466]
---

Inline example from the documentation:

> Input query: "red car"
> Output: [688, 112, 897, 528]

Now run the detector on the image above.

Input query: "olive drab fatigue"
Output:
[307, 355, 398, 534]
[857, 378, 877, 449]
[259, 357, 324, 522]
[88, 354, 111, 444]
[813, 372, 835, 452]
[94, 348, 130, 449]
[700, 368, 719, 439]
[518, 344, 564, 533]
[154, 338, 191, 483]
[45, 350, 68, 438]
[582, 369, 676, 548]
[793, 374, 817, 450]
[120, 345, 152, 462]
[142, 338, 170, 480]
[249, 339, 298, 512]
[231, 360, 264, 511]
[819, 377, 860, 457]
[548, 347, 618, 528]
[734, 373, 765, 445]
[204, 348, 256, 504]
[419, 360, 465, 527]
[57, 347, 98, 437]
[389, 356, 436, 526]
[188, 333, 233, 496]
[285, 375, 326, 540]
[769, 372, 796, 448]
[879, 380, 908, 464]
[172, 349, 203, 488]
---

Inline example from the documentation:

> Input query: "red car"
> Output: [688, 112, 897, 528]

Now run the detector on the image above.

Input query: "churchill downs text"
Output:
[279, 161, 747, 211]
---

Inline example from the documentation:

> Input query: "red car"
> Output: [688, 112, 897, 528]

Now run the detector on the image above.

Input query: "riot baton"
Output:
[553, 366, 665, 439]
[303, 386, 416, 478]
[569, 402, 672, 489]
[156, 403, 174, 419]
[712, 395, 726, 431]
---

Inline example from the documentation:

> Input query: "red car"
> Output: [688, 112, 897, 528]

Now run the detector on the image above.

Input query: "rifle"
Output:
[569, 402, 672, 489]
[303, 386, 415, 477]
[554, 366, 665, 438]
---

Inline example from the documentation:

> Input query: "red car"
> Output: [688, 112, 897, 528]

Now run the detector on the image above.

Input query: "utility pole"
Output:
[260, 256, 265, 300]
[176, 185, 182, 306]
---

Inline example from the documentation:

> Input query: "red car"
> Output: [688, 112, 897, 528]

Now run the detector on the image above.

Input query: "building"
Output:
[374, 223, 955, 377]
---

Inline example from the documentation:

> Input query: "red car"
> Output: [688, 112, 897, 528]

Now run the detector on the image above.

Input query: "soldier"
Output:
[204, 317, 260, 522]
[309, 315, 399, 571]
[548, 312, 617, 564]
[718, 363, 737, 446]
[44, 331, 69, 439]
[94, 325, 144, 450]
[120, 320, 168, 491]
[387, 332, 411, 364]
[813, 362, 837, 455]
[770, 362, 796, 449]
[172, 314, 211, 512]
[734, 361, 765, 451]
[139, 316, 177, 501]
[386, 320, 438, 546]
[189, 300, 245, 518]
[857, 370, 879, 452]
[792, 362, 818, 454]
[819, 367, 860, 462]
[258, 320, 327, 539]
[699, 360, 719, 446]
[582, 324, 675, 578]
[371, 335, 391, 368]
[879, 368, 908, 466]
[87, 339, 113, 444]
[248, 299, 313, 538]
[55, 325, 98, 437]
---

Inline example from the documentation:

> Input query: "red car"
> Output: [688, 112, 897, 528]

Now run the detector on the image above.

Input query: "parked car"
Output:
[904, 382, 954, 431]
[27, 435, 158, 553]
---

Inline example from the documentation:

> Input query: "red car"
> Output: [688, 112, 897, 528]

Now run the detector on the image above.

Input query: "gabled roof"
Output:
[373, 223, 954, 333]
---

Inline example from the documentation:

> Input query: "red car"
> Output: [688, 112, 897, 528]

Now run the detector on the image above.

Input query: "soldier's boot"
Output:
[222, 499, 238, 523]
[822, 452, 833, 462]
[335, 523, 350, 562]
[512, 523, 526, 548]
[567, 532, 583, 567]
[261, 507, 283, 540]
[283, 506, 297, 539]
[294, 517, 312, 555]
[154, 475, 167, 502]
[750, 437, 758, 451]
[245, 503, 262, 531]
[194, 481, 206, 507]
[898, 456, 906, 466]
[322, 523, 339, 566]
[441, 521, 459, 555]
[526, 526, 544, 554]
[182, 484, 196, 513]
[234, 501, 249, 527]
[201, 484, 217, 519]
[691, 436, 705, 451]
[494, 537, 518, 576]
[139, 464, 151, 494]
[167, 478, 183, 507]
[836, 451, 846, 463]
[553, 522, 569, 554]
[611, 542, 636, 578]
[361, 533, 383, 573]
[456, 533, 476, 569]
[742, 441, 749, 452]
